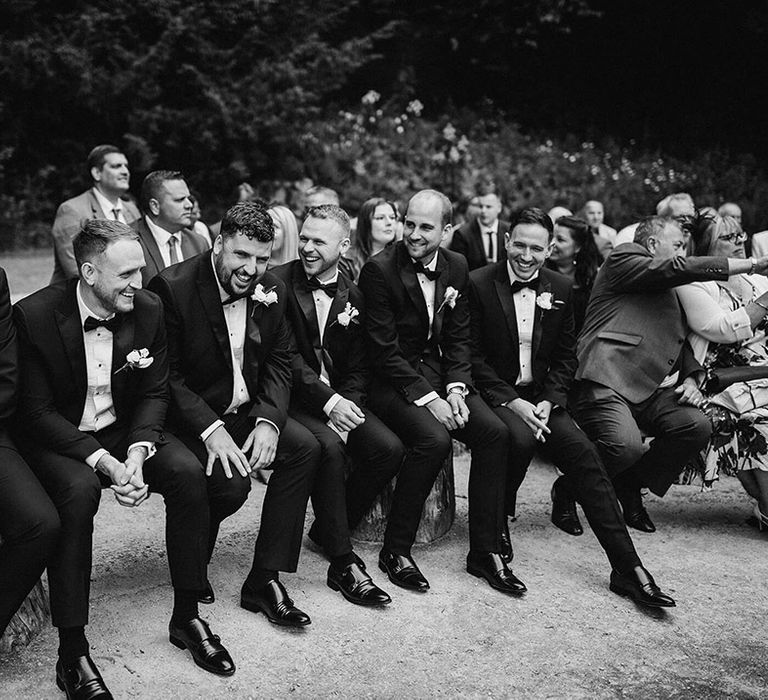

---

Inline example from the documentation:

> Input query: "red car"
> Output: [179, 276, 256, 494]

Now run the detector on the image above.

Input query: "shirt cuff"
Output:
[446, 382, 467, 396]
[201, 420, 225, 442]
[127, 441, 156, 461]
[86, 448, 108, 470]
[323, 393, 344, 417]
[255, 417, 280, 437]
[414, 391, 440, 406]
[731, 307, 754, 339]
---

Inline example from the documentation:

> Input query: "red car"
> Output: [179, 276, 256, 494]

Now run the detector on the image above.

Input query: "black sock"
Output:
[330, 552, 357, 570]
[245, 568, 278, 591]
[58, 626, 88, 665]
[171, 589, 199, 624]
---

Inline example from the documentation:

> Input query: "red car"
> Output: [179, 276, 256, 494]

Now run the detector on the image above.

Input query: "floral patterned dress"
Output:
[682, 280, 768, 487]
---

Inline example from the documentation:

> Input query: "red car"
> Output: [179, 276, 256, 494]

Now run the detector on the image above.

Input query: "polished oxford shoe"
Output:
[500, 523, 513, 563]
[551, 476, 584, 536]
[327, 561, 392, 606]
[623, 507, 656, 533]
[55, 654, 113, 700]
[240, 579, 311, 627]
[169, 617, 235, 676]
[198, 579, 215, 605]
[466, 552, 527, 595]
[378, 550, 430, 592]
[609, 566, 675, 608]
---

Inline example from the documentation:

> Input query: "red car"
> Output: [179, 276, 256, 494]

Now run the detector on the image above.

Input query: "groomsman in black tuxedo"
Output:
[14, 220, 236, 698]
[149, 201, 320, 628]
[272, 205, 403, 606]
[468, 207, 674, 608]
[0, 267, 60, 638]
[356, 189, 522, 595]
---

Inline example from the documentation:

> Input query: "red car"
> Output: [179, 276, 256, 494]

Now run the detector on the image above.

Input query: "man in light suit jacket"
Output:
[149, 201, 319, 629]
[357, 189, 522, 597]
[572, 215, 768, 532]
[469, 207, 674, 608]
[50, 144, 141, 284]
[15, 220, 237, 698]
[449, 183, 510, 270]
[134, 170, 209, 287]
[272, 205, 403, 607]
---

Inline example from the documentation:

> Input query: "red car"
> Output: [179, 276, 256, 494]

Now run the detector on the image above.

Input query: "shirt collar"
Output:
[411, 252, 439, 272]
[76, 281, 115, 325]
[92, 187, 122, 217]
[483, 221, 498, 235]
[307, 269, 340, 286]
[145, 215, 180, 245]
[506, 261, 539, 286]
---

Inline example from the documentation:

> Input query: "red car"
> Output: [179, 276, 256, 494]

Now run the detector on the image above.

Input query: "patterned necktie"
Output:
[509, 278, 538, 295]
[413, 260, 441, 281]
[168, 235, 180, 265]
[83, 315, 121, 334]
[305, 276, 338, 297]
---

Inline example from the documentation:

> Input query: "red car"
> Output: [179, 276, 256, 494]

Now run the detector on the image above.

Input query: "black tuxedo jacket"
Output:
[133, 217, 209, 287]
[449, 218, 510, 271]
[358, 241, 473, 402]
[0, 268, 18, 446]
[12, 281, 169, 461]
[148, 252, 293, 436]
[469, 262, 576, 408]
[271, 260, 369, 413]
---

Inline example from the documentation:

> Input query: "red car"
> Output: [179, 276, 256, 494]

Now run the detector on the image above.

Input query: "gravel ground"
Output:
[1, 454, 767, 699]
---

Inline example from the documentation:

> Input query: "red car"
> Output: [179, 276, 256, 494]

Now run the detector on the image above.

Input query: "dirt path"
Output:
[1, 455, 766, 699]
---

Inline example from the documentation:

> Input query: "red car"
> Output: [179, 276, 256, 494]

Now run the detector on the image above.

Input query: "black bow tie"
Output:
[413, 260, 441, 281]
[509, 278, 538, 295]
[83, 315, 121, 334]
[305, 276, 338, 298]
[222, 293, 249, 305]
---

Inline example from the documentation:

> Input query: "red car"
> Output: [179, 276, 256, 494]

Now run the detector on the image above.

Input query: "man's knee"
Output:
[57, 471, 102, 522]
[413, 425, 452, 460]
[599, 435, 646, 473]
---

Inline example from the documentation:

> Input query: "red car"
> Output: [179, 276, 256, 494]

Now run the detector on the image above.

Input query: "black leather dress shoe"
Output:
[198, 579, 215, 605]
[466, 552, 527, 595]
[240, 579, 311, 627]
[609, 566, 675, 608]
[55, 654, 113, 700]
[378, 550, 430, 592]
[169, 617, 235, 676]
[500, 523, 513, 563]
[551, 476, 584, 536]
[327, 561, 392, 606]
[623, 507, 656, 533]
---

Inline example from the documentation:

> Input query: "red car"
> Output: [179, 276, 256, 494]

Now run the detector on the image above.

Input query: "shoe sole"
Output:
[551, 517, 584, 536]
[608, 582, 676, 608]
[466, 564, 527, 596]
[169, 635, 236, 676]
[378, 561, 429, 592]
[327, 576, 392, 606]
[239, 598, 312, 627]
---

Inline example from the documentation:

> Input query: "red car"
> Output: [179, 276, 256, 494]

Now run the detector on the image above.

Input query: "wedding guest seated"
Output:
[583, 200, 616, 259]
[676, 213, 768, 528]
[571, 215, 768, 534]
[267, 204, 300, 269]
[0, 267, 59, 639]
[342, 197, 398, 281]
[546, 215, 602, 334]
[449, 182, 509, 270]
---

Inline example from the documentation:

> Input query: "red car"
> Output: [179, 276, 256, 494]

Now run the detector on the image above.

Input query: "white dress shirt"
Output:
[93, 188, 125, 223]
[146, 216, 183, 268]
[483, 222, 499, 262]
[76, 283, 154, 468]
[200, 258, 279, 441]
[507, 262, 537, 386]
[309, 271, 344, 416]
[412, 253, 465, 406]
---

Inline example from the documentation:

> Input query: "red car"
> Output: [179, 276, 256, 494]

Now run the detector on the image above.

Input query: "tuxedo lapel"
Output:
[87, 188, 106, 219]
[196, 255, 233, 370]
[493, 267, 521, 375]
[325, 282, 350, 343]
[292, 264, 323, 371]
[432, 252, 449, 341]
[55, 295, 87, 403]
[138, 220, 165, 275]
[397, 245, 429, 331]
[110, 311, 136, 409]
[532, 275, 551, 360]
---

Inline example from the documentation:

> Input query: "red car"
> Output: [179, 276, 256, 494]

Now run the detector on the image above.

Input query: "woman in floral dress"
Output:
[677, 213, 768, 528]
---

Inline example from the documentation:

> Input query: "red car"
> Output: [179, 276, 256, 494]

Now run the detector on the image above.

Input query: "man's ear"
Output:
[646, 236, 657, 254]
[90, 166, 102, 184]
[213, 235, 223, 254]
[80, 261, 96, 286]
[441, 224, 452, 243]
[148, 197, 160, 217]
[340, 237, 351, 255]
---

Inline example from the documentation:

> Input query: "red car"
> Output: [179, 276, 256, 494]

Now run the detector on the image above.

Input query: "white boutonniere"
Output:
[336, 302, 360, 328]
[437, 286, 459, 313]
[536, 292, 554, 310]
[115, 348, 153, 374]
[251, 284, 278, 307]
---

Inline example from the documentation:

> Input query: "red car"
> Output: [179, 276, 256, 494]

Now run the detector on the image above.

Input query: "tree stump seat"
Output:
[353, 443, 455, 544]
[0, 536, 49, 653]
